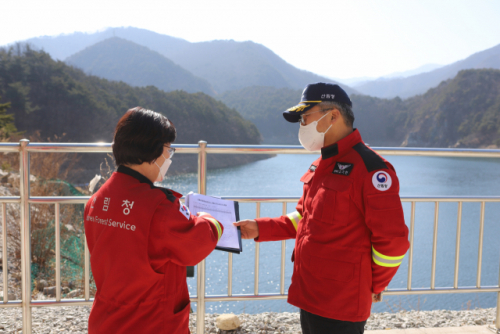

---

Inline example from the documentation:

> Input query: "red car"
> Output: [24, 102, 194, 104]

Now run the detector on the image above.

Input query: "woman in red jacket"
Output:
[84, 107, 223, 333]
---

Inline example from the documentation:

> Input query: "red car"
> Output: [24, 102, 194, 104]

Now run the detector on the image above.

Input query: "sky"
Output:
[2, 0, 500, 79]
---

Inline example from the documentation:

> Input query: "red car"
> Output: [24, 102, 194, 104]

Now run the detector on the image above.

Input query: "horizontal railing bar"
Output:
[373, 147, 500, 158]
[198, 294, 288, 302]
[221, 196, 500, 203]
[7, 283, 500, 308]
[14, 195, 500, 205]
[400, 196, 500, 202]
[29, 196, 89, 204]
[3, 143, 199, 154]
[206, 145, 313, 155]
[384, 286, 500, 295]
[205, 145, 500, 158]
[0, 143, 19, 152]
[2, 143, 500, 158]
[0, 196, 21, 203]
[194, 285, 500, 302]
[0, 301, 22, 308]
[30, 299, 94, 307]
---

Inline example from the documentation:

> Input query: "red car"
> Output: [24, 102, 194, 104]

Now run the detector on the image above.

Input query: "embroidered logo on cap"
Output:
[372, 171, 392, 191]
[287, 104, 310, 113]
[333, 162, 353, 176]
[179, 203, 191, 220]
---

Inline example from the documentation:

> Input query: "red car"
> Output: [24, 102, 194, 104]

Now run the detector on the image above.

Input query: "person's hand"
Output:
[197, 212, 210, 217]
[233, 220, 259, 239]
[372, 293, 382, 303]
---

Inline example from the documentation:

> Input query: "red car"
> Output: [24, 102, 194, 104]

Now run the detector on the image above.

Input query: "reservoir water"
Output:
[161, 154, 500, 314]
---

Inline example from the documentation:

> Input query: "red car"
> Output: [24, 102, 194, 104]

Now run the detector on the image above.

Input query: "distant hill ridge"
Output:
[66, 37, 216, 96]
[354, 43, 500, 98]
[18, 27, 356, 94]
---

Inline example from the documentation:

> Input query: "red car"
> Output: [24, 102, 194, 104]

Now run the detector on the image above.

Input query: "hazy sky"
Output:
[2, 0, 500, 79]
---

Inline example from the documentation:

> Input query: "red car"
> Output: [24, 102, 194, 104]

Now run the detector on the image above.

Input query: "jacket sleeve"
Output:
[254, 196, 304, 242]
[150, 199, 223, 267]
[363, 167, 409, 293]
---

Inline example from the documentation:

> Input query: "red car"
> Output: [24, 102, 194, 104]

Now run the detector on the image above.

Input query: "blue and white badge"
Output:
[372, 171, 392, 191]
[179, 203, 191, 220]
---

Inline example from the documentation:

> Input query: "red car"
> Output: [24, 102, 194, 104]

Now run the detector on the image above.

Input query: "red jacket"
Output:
[256, 129, 409, 322]
[84, 166, 223, 334]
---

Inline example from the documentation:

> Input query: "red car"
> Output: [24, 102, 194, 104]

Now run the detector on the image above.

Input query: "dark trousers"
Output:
[300, 309, 366, 334]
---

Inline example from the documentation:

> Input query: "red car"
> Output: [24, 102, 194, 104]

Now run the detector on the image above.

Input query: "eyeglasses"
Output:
[165, 146, 176, 158]
[299, 108, 334, 125]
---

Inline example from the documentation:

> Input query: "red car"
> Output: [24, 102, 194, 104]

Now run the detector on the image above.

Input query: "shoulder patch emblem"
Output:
[179, 203, 191, 220]
[333, 162, 353, 176]
[372, 171, 392, 191]
[309, 165, 317, 172]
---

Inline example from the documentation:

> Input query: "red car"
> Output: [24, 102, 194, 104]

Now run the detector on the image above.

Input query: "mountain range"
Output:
[66, 37, 215, 95]
[335, 63, 443, 86]
[5, 27, 500, 149]
[354, 43, 500, 98]
[21, 27, 354, 94]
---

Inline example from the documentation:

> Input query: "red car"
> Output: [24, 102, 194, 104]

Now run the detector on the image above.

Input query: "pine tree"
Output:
[0, 96, 17, 140]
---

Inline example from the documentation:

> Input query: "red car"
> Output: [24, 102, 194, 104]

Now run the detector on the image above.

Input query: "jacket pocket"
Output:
[166, 301, 190, 334]
[311, 175, 352, 226]
[300, 170, 314, 184]
[300, 244, 361, 316]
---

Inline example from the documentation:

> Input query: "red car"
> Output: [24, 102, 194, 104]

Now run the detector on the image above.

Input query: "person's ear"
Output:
[330, 109, 340, 124]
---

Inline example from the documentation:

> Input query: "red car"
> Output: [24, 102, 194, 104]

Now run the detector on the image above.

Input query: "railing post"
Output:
[496, 256, 500, 330]
[196, 140, 207, 334]
[19, 139, 32, 334]
[55, 203, 61, 302]
[254, 202, 261, 296]
[197, 141, 207, 195]
[280, 202, 286, 295]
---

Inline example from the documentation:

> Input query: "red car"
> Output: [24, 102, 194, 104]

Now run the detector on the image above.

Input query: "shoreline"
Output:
[0, 306, 496, 333]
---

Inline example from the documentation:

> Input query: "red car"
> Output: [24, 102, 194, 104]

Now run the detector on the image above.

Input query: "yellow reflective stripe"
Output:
[372, 246, 405, 268]
[206, 218, 222, 240]
[286, 211, 303, 231]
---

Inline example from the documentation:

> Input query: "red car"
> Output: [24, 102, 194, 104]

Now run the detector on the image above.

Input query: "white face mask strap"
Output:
[154, 154, 167, 168]
[314, 111, 332, 134]
[322, 123, 332, 135]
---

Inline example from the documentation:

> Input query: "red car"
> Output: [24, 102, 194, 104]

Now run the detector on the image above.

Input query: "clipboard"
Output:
[215, 201, 242, 254]
[186, 193, 243, 254]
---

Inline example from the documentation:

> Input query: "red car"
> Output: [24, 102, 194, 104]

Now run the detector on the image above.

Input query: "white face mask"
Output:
[298, 112, 332, 151]
[154, 154, 172, 182]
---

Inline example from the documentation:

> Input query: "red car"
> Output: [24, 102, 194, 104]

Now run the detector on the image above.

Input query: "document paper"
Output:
[186, 193, 242, 253]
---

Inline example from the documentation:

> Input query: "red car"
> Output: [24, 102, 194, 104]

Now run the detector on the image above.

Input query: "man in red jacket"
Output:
[234, 83, 409, 334]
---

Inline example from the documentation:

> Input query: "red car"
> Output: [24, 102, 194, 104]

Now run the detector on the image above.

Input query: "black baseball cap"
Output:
[283, 82, 352, 123]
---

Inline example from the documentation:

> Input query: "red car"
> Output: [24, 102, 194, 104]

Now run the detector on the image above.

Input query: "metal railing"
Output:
[0, 140, 500, 334]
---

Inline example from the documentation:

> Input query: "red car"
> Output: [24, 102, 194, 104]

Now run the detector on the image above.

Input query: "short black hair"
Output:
[112, 107, 176, 166]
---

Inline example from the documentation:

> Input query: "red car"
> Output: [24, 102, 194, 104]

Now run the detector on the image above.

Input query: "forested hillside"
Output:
[66, 37, 215, 96]
[0, 45, 264, 181]
[220, 69, 500, 148]
[0, 95, 16, 140]
[219, 87, 407, 146]
[219, 86, 302, 144]
[397, 69, 500, 148]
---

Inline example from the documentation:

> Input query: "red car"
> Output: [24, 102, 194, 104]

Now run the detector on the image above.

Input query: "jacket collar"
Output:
[117, 165, 154, 186]
[321, 128, 363, 160]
